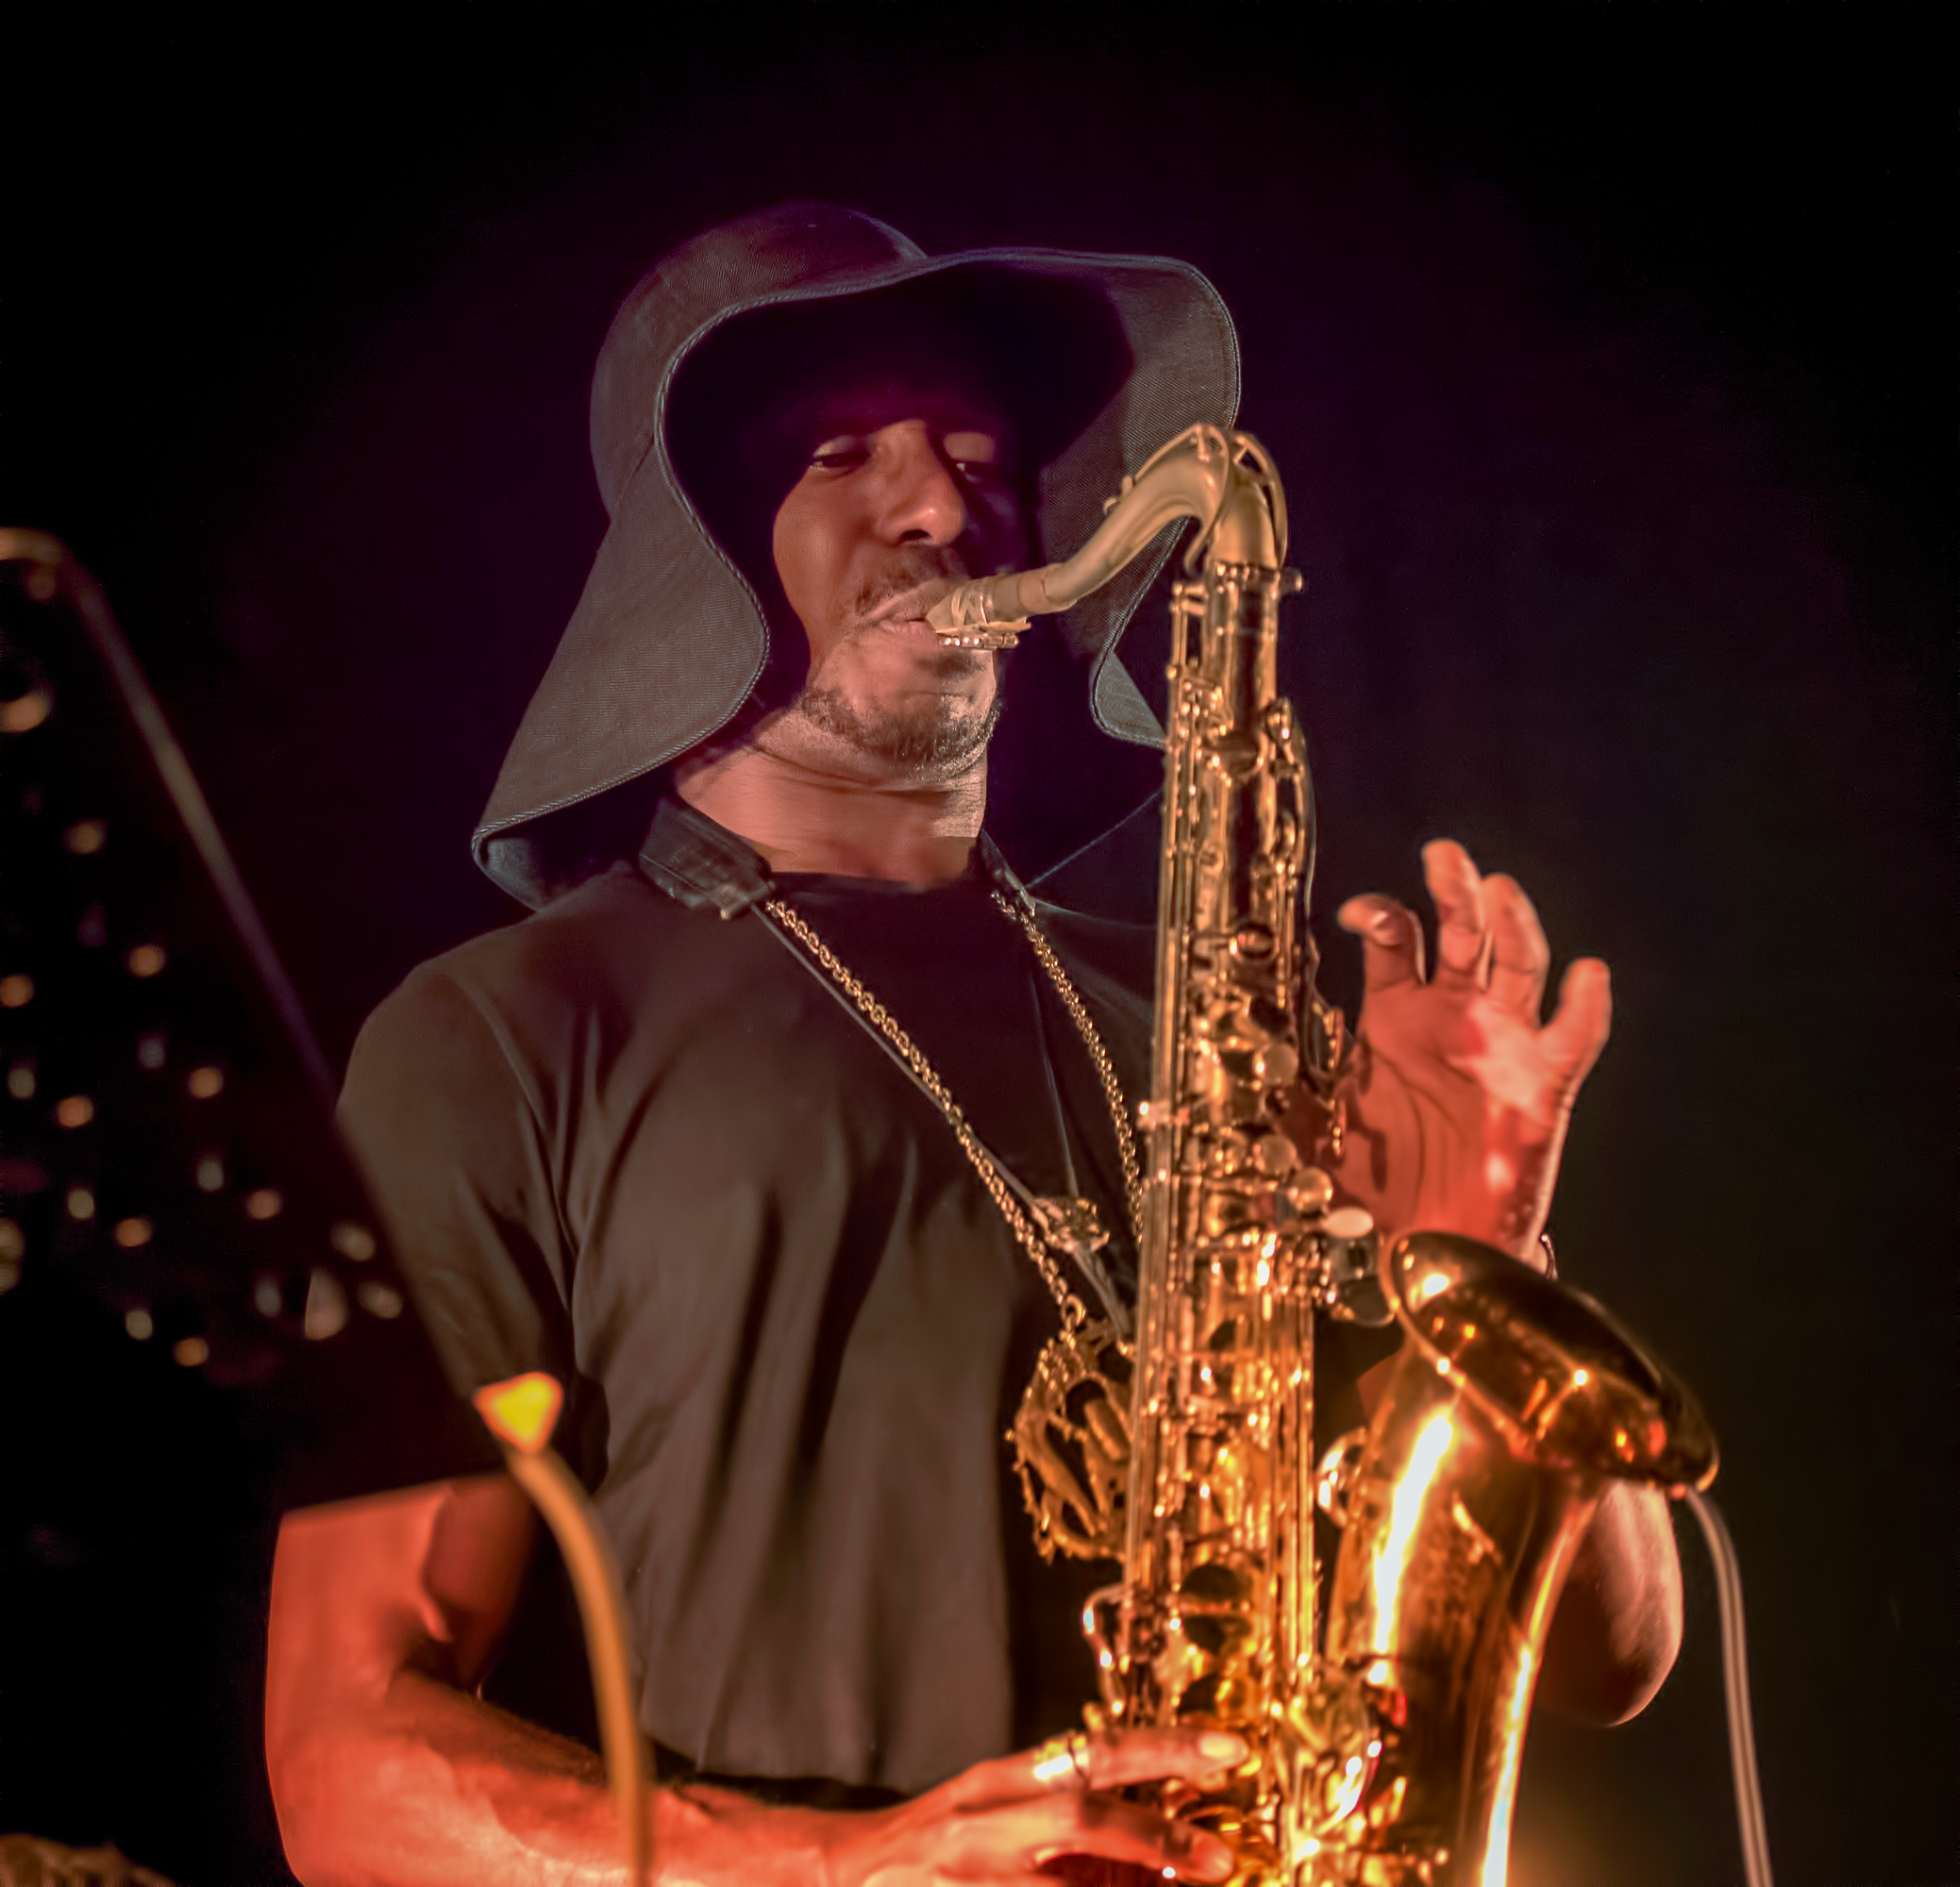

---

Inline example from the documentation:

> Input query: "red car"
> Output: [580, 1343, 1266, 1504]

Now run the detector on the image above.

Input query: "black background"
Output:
[3, 11, 1952, 1885]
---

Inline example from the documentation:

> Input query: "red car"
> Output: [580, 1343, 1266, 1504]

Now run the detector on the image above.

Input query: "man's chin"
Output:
[784, 686, 1000, 777]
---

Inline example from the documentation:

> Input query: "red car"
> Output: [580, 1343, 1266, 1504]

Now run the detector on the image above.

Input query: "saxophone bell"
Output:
[1308, 1233, 1716, 1881]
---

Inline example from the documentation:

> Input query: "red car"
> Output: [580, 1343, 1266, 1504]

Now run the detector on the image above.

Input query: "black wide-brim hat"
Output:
[475, 202, 1240, 907]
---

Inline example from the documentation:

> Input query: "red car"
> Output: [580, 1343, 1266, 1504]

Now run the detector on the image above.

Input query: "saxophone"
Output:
[930, 426, 1717, 1885]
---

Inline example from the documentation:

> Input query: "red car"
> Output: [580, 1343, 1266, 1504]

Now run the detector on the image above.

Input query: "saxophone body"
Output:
[930, 427, 1716, 1886]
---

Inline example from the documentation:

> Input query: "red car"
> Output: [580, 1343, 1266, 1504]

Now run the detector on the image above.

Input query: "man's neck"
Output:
[675, 742, 985, 885]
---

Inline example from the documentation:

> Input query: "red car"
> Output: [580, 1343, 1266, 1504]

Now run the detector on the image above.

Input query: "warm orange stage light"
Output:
[473, 1371, 566, 1455]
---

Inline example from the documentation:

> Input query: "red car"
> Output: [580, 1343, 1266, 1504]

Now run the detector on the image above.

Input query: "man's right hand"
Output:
[790, 1727, 1246, 1884]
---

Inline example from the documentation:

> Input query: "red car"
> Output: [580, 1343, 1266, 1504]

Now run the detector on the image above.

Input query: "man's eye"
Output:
[954, 458, 1014, 491]
[809, 443, 867, 472]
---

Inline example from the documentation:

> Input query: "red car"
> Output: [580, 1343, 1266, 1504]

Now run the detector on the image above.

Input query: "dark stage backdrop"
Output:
[4, 17, 1951, 1887]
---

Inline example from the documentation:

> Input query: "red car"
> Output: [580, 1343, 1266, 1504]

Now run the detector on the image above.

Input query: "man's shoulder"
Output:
[365, 864, 731, 1050]
[415, 862, 660, 978]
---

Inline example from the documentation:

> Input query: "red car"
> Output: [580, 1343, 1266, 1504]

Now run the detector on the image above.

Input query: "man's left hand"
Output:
[1299, 838, 1613, 1262]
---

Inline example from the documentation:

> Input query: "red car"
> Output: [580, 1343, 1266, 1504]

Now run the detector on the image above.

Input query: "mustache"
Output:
[842, 549, 971, 626]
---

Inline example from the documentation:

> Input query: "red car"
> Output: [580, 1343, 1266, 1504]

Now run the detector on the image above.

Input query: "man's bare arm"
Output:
[1535, 1480, 1684, 1724]
[266, 1475, 634, 1886]
[266, 1477, 1245, 1886]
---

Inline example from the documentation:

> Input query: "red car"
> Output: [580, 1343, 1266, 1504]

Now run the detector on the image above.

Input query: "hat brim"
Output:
[476, 242, 1239, 906]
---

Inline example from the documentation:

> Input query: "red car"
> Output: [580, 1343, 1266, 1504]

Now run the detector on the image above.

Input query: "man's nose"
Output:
[877, 426, 970, 546]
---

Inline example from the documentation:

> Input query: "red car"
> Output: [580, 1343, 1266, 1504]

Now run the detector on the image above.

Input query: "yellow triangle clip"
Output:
[472, 1370, 565, 1455]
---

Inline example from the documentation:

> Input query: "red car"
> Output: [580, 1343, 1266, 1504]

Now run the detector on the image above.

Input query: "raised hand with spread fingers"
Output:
[1306, 837, 1614, 1265]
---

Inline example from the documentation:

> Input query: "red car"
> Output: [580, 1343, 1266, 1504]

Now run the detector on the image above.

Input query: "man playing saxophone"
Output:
[264, 204, 1680, 1885]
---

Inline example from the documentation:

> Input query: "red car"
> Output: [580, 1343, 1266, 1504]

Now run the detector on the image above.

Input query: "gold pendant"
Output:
[1010, 1316, 1131, 1563]
[1029, 1193, 1111, 1255]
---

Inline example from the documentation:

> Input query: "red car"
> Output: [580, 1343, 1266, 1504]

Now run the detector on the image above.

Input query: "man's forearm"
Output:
[273, 1666, 628, 1887]
[268, 1483, 846, 1887]
[268, 1484, 635, 1887]
[276, 1674, 852, 1887]
[1539, 1482, 1684, 1723]
[272, 1669, 870, 1887]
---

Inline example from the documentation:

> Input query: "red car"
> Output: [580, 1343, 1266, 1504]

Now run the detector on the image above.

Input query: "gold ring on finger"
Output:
[1030, 1729, 1093, 1789]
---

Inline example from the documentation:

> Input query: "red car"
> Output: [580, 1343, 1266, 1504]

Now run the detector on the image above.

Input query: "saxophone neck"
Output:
[1196, 427, 1285, 572]
[925, 425, 1288, 645]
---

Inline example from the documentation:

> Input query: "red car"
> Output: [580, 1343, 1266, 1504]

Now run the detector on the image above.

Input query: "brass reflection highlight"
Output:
[1371, 1411, 1456, 1662]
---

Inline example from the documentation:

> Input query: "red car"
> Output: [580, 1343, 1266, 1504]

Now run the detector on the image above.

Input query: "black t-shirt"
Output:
[340, 805, 1163, 1795]
[768, 866, 1145, 1757]
[338, 801, 1387, 1797]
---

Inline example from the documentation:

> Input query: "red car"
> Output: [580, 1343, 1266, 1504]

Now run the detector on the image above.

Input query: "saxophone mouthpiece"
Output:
[927, 567, 1059, 649]
[933, 619, 1028, 651]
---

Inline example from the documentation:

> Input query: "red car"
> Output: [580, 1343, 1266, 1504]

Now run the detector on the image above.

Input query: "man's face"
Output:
[761, 376, 1032, 781]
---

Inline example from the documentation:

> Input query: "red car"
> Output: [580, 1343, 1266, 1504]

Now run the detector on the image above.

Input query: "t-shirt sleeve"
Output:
[337, 963, 574, 1399]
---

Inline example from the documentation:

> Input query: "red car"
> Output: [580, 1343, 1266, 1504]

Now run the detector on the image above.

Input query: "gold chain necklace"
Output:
[760, 885, 1139, 1563]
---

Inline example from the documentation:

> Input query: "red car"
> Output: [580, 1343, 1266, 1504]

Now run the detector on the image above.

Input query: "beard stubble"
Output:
[792, 653, 1002, 771]
[790, 547, 1003, 771]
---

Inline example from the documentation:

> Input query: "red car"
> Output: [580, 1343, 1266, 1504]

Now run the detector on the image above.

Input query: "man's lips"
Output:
[862, 578, 963, 630]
